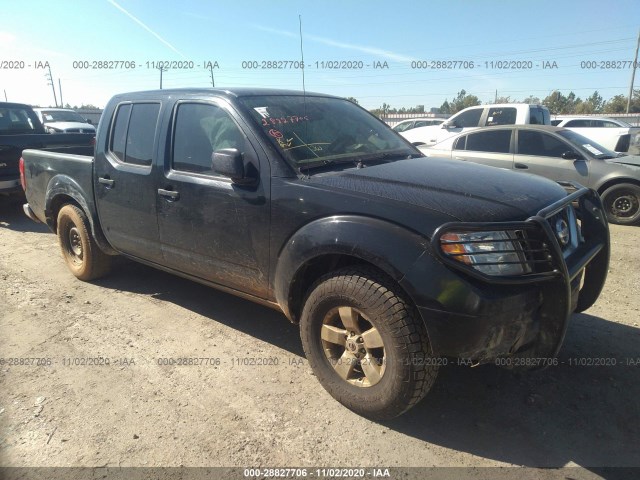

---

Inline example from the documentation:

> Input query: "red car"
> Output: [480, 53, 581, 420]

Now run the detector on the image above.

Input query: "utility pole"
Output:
[626, 28, 640, 113]
[209, 64, 215, 87]
[58, 79, 63, 107]
[158, 66, 168, 89]
[3, 90, 7, 101]
[494, 89, 498, 103]
[45, 65, 58, 107]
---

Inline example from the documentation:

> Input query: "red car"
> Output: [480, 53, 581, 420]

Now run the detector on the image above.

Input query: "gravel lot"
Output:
[1, 193, 639, 477]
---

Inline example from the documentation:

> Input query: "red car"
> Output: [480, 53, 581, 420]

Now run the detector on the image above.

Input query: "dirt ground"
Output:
[0, 193, 638, 477]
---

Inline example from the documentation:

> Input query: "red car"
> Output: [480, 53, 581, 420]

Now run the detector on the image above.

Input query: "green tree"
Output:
[603, 90, 640, 113]
[450, 89, 481, 113]
[346, 97, 359, 105]
[439, 100, 451, 114]
[522, 95, 541, 104]
[603, 94, 629, 113]
[543, 91, 567, 114]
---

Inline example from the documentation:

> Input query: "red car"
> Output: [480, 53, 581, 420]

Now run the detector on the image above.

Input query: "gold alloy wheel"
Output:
[320, 306, 386, 387]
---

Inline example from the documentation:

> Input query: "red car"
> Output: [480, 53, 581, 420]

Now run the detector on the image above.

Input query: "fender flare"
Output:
[273, 215, 429, 321]
[44, 174, 117, 255]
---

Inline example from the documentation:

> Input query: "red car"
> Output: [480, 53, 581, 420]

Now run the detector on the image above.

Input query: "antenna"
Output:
[298, 15, 306, 95]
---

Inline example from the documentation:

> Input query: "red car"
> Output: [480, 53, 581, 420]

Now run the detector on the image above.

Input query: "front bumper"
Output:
[403, 185, 610, 363]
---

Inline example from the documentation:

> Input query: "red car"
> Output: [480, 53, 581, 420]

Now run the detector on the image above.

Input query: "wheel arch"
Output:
[273, 215, 429, 323]
[595, 177, 640, 195]
[44, 174, 117, 255]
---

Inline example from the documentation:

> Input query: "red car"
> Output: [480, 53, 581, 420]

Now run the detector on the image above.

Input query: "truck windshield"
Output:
[237, 95, 416, 167]
[41, 110, 87, 123]
[0, 106, 41, 134]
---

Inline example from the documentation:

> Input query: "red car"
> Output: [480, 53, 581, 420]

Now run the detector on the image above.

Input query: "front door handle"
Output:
[98, 176, 115, 187]
[514, 163, 529, 169]
[158, 188, 179, 200]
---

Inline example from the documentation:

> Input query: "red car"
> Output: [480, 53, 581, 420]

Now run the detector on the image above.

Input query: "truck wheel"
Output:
[601, 183, 640, 225]
[57, 204, 112, 281]
[299, 267, 438, 419]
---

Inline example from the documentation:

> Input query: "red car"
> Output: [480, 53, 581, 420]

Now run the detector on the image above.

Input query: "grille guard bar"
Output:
[431, 182, 610, 288]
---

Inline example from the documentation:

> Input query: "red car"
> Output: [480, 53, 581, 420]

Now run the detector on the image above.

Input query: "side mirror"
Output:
[86, 119, 93, 125]
[561, 151, 583, 160]
[212, 148, 256, 185]
[443, 121, 457, 129]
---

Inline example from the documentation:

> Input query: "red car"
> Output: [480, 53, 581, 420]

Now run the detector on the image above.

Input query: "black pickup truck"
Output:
[0, 102, 94, 194]
[20, 88, 610, 419]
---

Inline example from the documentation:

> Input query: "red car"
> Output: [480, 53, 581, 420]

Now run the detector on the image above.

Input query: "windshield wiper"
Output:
[356, 151, 421, 164]
[298, 158, 358, 175]
[297, 150, 418, 176]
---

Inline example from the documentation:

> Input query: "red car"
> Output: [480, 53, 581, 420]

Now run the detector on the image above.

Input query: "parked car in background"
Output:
[33, 107, 96, 134]
[401, 103, 550, 146]
[551, 116, 640, 153]
[392, 117, 445, 133]
[420, 125, 640, 225]
[0, 102, 94, 194]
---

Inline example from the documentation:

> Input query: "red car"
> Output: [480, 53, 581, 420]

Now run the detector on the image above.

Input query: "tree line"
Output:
[365, 89, 640, 116]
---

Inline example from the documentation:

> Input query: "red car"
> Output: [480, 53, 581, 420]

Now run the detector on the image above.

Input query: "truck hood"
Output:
[307, 157, 567, 222]
[45, 122, 95, 133]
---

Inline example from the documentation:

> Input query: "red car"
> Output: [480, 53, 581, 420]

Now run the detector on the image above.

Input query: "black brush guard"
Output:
[431, 183, 610, 361]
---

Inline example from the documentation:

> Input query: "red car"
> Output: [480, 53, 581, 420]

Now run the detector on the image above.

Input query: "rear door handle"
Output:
[98, 176, 115, 187]
[158, 188, 179, 200]
[514, 163, 529, 169]
[454, 156, 466, 161]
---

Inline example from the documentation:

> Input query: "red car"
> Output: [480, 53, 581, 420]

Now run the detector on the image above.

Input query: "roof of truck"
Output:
[109, 88, 341, 101]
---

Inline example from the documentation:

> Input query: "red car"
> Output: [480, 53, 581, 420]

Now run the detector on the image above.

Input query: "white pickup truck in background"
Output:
[401, 103, 551, 146]
[551, 116, 640, 154]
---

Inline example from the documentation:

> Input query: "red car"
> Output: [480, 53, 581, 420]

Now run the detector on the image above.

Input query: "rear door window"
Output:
[564, 119, 590, 127]
[110, 104, 131, 163]
[465, 130, 512, 153]
[109, 103, 160, 166]
[485, 107, 517, 126]
[453, 135, 467, 150]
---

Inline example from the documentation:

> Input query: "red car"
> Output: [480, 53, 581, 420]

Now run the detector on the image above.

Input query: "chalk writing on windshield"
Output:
[260, 115, 310, 127]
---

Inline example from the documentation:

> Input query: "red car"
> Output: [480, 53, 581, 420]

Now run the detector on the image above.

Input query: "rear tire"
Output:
[57, 204, 112, 280]
[299, 267, 438, 419]
[601, 183, 640, 226]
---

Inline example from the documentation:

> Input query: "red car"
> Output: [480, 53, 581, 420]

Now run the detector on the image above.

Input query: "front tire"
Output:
[57, 204, 112, 281]
[601, 183, 640, 225]
[299, 267, 438, 419]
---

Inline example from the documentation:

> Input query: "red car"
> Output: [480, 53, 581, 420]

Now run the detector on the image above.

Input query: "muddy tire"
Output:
[57, 204, 112, 281]
[300, 267, 438, 419]
[601, 183, 640, 226]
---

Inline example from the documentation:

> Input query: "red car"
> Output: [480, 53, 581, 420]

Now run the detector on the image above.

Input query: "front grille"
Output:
[513, 230, 554, 274]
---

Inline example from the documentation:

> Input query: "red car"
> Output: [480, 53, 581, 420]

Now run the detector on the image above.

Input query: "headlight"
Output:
[439, 230, 531, 276]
